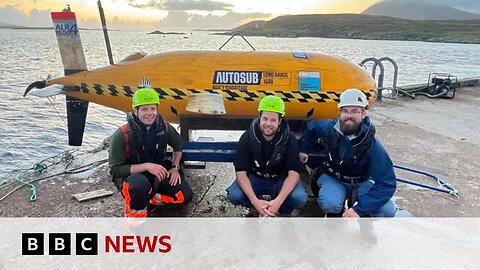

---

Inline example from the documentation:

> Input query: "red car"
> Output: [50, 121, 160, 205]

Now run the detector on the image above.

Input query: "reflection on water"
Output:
[0, 29, 479, 176]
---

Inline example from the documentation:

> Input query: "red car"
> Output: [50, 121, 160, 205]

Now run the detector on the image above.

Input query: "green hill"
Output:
[229, 14, 480, 44]
[363, 1, 480, 20]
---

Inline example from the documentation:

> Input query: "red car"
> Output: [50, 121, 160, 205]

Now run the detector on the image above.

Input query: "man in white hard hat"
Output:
[298, 89, 397, 218]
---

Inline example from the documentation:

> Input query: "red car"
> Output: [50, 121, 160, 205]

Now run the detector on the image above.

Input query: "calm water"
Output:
[1, 28, 479, 177]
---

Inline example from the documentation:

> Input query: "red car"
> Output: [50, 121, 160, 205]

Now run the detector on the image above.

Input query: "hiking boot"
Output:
[325, 211, 344, 218]
[245, 208, 260, 217]
[358, 219, 378, 244]
[149, 194, 164, 206]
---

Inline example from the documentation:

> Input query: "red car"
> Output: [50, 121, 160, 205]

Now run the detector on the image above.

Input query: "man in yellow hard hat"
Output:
[108, 88, 192, 220]
[299, 89, 397, 218]
[227, 95, 308, 217]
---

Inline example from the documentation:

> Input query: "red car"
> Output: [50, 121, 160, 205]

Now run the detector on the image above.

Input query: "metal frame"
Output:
[174, 142, 458, 197]
[179, 115, 307, 141]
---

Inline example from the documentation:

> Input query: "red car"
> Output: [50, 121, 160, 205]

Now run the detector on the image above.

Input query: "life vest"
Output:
[120, 113, 169, 164]
[246, 118, 290, 179]
[322, 116, 376, 182]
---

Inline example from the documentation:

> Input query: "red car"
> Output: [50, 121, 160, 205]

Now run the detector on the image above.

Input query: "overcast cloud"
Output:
[0, 5, 51, 27]
[4, 1, 477, 29]
[0, 5, 269, 30]
[125, 0, 234, 11]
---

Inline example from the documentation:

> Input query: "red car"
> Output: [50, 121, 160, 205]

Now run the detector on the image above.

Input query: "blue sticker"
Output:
[292, 52, 308, 59]
[299, 71, 320, 92]
[54, 21, 79, 36]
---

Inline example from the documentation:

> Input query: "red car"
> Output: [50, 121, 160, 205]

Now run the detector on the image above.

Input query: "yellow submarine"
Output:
[24, 8, 376, 146]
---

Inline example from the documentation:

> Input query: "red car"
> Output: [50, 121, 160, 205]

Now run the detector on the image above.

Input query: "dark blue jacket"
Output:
[299, 117, 396, 216]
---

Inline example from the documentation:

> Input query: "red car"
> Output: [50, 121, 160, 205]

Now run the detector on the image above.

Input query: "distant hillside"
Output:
[0, 22, 99, 31]
[148, 30, 186, 35]
[362, 1, 480, 20]
[228, 14, 480, 44]
[0, 21, 52, 30]
[0, 21, 17, 28]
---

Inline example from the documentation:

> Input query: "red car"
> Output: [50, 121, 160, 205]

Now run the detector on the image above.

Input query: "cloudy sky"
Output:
[0, 0, 478, 30]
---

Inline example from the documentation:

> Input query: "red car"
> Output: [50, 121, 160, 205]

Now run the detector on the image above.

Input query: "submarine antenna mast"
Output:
[97, 0, 114, 65]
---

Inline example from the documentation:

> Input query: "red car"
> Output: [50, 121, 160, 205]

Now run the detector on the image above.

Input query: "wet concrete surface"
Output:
[0, 86, 478, 217]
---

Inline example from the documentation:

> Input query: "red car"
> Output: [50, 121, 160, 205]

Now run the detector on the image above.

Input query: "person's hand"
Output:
[266, 199, 282, 217]
[343, 208, 360, 218]
[168, 167, 181, 186]
[145, 163, 168, 181]
[299, 152, 309, 164]
[252, 199, 274, 217]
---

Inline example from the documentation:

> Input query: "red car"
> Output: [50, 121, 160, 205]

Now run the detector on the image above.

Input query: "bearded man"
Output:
[299, 89, 397, 218]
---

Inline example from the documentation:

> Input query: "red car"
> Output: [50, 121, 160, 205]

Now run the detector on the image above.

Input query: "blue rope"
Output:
[8, 162, 48, 202]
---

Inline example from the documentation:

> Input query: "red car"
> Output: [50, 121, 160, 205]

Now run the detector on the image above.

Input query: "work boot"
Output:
[149, 193, 164, 206]
[245, 208, 260, 217]
[324, 211, 346, 232]
[147, 194, 164, 214]
[325, 211, 344, 218]
[358, 219, 378, 244]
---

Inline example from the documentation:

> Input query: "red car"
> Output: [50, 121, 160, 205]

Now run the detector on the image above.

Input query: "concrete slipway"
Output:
[0, 84, 479, 218]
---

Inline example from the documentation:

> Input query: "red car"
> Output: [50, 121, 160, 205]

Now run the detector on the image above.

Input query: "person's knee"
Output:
[226, 183, 247, 205]
[181, 187, 193, 204]
[382, 208, 396, 217]
[288, 187, 308, 209]
[122, 174, 150, 211]
[317, 173, 335, 188]
[373, 199, 397, 217]
[316, 176, 323, 190]
[227, 188, 246, 205]
[318, 195, 344, 213]
[124, 174, 150, 195]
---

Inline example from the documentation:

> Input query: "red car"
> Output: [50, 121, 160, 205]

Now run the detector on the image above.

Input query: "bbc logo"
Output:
[22, 233, 98, 255]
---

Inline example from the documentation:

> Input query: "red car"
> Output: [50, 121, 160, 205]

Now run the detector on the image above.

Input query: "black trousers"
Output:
[116, 160, 193, 212]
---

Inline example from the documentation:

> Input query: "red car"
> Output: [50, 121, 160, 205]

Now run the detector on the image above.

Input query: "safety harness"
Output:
[121, 113, 169, 164]
[247, 118, 290, 179]
[322, 117, 376, 208]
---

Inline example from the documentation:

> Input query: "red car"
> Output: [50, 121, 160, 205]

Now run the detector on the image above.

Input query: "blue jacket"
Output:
[299, 117, 397, 216]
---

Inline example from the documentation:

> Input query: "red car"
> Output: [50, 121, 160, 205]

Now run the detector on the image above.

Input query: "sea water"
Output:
[1, 29, 479, 178]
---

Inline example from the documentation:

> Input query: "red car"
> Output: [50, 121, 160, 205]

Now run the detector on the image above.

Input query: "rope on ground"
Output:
[1, 161, 49, 202]
[0, 149, 78, 192]
[440, 192, 460, 202]
[381, 85, 454, 99]
[0, 150, 107, 202]
[411, 188, 460, 202]
[0, 171, 66, 202]
[64, 159, 108, 174]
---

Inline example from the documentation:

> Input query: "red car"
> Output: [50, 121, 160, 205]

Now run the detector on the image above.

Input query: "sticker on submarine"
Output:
[212, 70, 291, 90]
[298, 71, 320, 92]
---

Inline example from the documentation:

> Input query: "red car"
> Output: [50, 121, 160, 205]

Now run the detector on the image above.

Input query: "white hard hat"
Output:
[338, 89, 369, 108]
